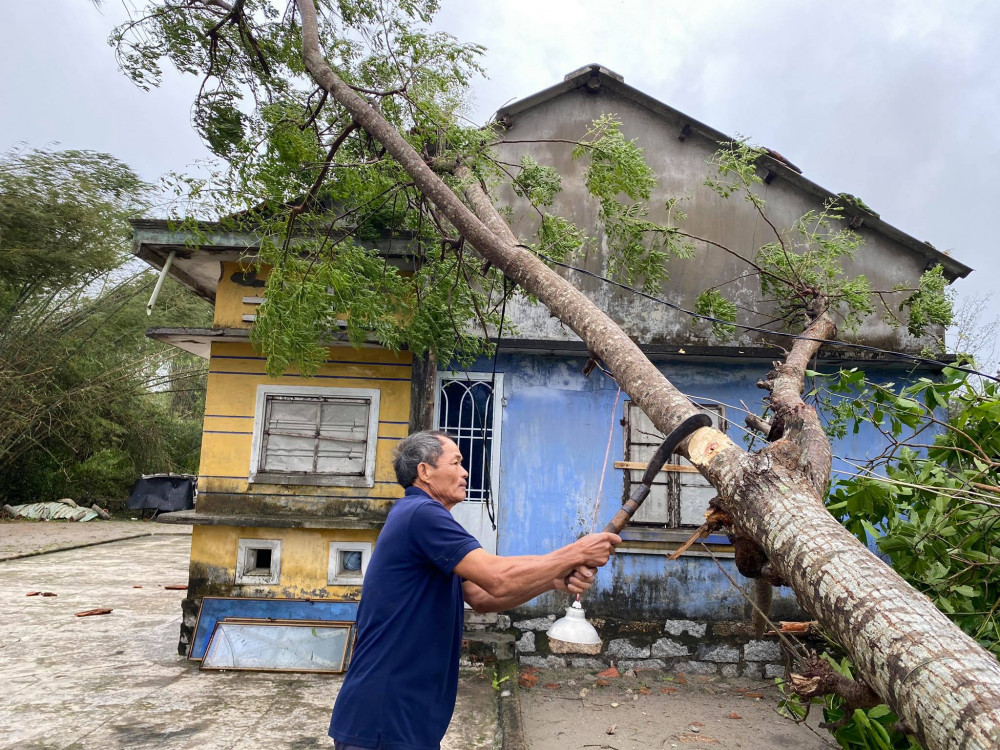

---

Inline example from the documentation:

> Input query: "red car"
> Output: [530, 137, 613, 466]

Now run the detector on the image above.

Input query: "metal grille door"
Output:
[436, 379, 496, 501]
[435, 373, 503, 555]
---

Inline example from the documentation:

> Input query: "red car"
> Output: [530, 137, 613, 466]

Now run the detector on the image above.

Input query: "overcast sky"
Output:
[3, 0, 998, 354]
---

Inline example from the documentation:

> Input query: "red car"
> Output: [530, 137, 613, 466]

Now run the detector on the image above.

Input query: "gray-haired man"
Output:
[330, 430, 619, 750]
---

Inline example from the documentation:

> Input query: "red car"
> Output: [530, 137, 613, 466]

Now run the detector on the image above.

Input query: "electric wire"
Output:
[587, 358, 999, 515]
[522, 246, 1000, 384]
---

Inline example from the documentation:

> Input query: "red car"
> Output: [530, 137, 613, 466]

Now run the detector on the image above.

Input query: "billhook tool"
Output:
[603, 412, 714, 535]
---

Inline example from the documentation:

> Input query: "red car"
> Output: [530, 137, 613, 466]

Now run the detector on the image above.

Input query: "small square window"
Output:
[235, 539, 282, 585]
[328, 542, 372, 585]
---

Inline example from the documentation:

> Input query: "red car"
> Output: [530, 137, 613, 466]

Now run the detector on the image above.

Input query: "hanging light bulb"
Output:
[547, 597, 602, 655]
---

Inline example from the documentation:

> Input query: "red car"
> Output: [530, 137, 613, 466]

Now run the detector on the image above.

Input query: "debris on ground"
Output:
[518, 671, 539, 688]
[75, 608, 113, 617]
[26, 591, 57, 597]
[3, 500, 110, 522]
[163, 584, 187, 590]
[765, 620, 819, 635]
[521, 667, 831, 749]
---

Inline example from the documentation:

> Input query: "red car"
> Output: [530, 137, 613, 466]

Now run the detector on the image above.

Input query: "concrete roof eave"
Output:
[146, 324, 390, 358]
[132, 219, 261, 304]
[131, 218, 422, 302]
[495, 64, 973, 282]
[146, 326, 252, 359]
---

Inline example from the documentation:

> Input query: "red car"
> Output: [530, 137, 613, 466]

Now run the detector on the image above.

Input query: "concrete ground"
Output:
[1, 521, 835, 749]
[518, 668, 834, 749]
[0, 518, 188, 560]
[0, 529, 496, 750]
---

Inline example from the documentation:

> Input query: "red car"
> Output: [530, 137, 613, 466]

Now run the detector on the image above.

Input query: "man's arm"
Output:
[454, 532, 620, 614]
[462, 565, 597, 613]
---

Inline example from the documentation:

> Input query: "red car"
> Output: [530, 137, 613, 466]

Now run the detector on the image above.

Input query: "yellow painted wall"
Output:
[214, 261, 269, 328]
[187, 261, 415, 604]
[199, 340, 412, 499]
[191, 525, 378, 599]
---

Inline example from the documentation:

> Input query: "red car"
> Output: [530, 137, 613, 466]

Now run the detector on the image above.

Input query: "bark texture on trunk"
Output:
[294, 5, 1000, 747]
[408, 350, 438, 432]
[696, 443, 1000, 749]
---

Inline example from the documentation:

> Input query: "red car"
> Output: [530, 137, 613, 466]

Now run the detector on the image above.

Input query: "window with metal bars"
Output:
[250, 385, 380, 487]
[435, 377, 500, 503]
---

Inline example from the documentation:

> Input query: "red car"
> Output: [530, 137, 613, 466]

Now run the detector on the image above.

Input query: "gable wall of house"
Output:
[493, 84, 939, 353]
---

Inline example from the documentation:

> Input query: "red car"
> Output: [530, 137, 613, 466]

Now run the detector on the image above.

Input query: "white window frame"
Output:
[249, 384, 380, 487]
[235, 538, 282, 585]
[433, 372, 503, 504]
[327, 541, 373, 585]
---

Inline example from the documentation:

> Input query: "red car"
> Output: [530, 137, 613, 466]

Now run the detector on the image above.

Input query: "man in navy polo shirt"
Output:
[329, 430, 620, 750]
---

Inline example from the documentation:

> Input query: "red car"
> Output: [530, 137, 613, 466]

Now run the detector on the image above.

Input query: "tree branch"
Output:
[761, 310, 835, 495]
[294, 0, 709, 445]
[789, 652, 883, 723]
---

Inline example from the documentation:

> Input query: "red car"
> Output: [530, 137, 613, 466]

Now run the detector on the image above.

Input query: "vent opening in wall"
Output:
[235, 539, 282, 585]
[328, 542, 372, 585]
[248, 548, 272, 573]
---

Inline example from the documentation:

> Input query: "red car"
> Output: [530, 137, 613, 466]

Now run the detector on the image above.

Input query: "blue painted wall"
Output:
[454, 353, 934, 621]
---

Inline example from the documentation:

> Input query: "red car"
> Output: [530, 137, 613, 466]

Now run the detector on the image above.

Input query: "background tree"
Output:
[110, 2, 1000, 748]
[0, 147, 211, 505]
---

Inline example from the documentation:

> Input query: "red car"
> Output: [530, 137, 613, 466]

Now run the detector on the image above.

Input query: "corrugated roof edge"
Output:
[494, 64, 973, 282]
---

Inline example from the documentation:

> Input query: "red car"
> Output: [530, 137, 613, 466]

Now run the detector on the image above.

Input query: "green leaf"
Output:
[860, 520, 881, 540]
[693, 289, 738, 341]
[866, 705, 891, 719]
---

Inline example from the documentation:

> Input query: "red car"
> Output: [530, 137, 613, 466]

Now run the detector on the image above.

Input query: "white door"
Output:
[434, 373, 503, 554]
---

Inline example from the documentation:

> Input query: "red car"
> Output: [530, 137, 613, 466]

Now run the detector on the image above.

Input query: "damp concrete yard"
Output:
[0, 526, 496, 750]
[0, 521, 834, 749]
[517, 668, 834, 749]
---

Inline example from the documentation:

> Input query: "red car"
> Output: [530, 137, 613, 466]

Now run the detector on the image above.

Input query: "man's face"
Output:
[419, 437, 468, 508]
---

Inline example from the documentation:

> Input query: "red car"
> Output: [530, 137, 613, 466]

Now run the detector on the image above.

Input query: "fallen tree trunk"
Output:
[295, 3, 1000, 746]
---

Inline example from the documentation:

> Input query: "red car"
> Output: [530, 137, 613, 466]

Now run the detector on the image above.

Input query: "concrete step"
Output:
[464, 610, 511, 630]
[461, 631, 515, 664]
